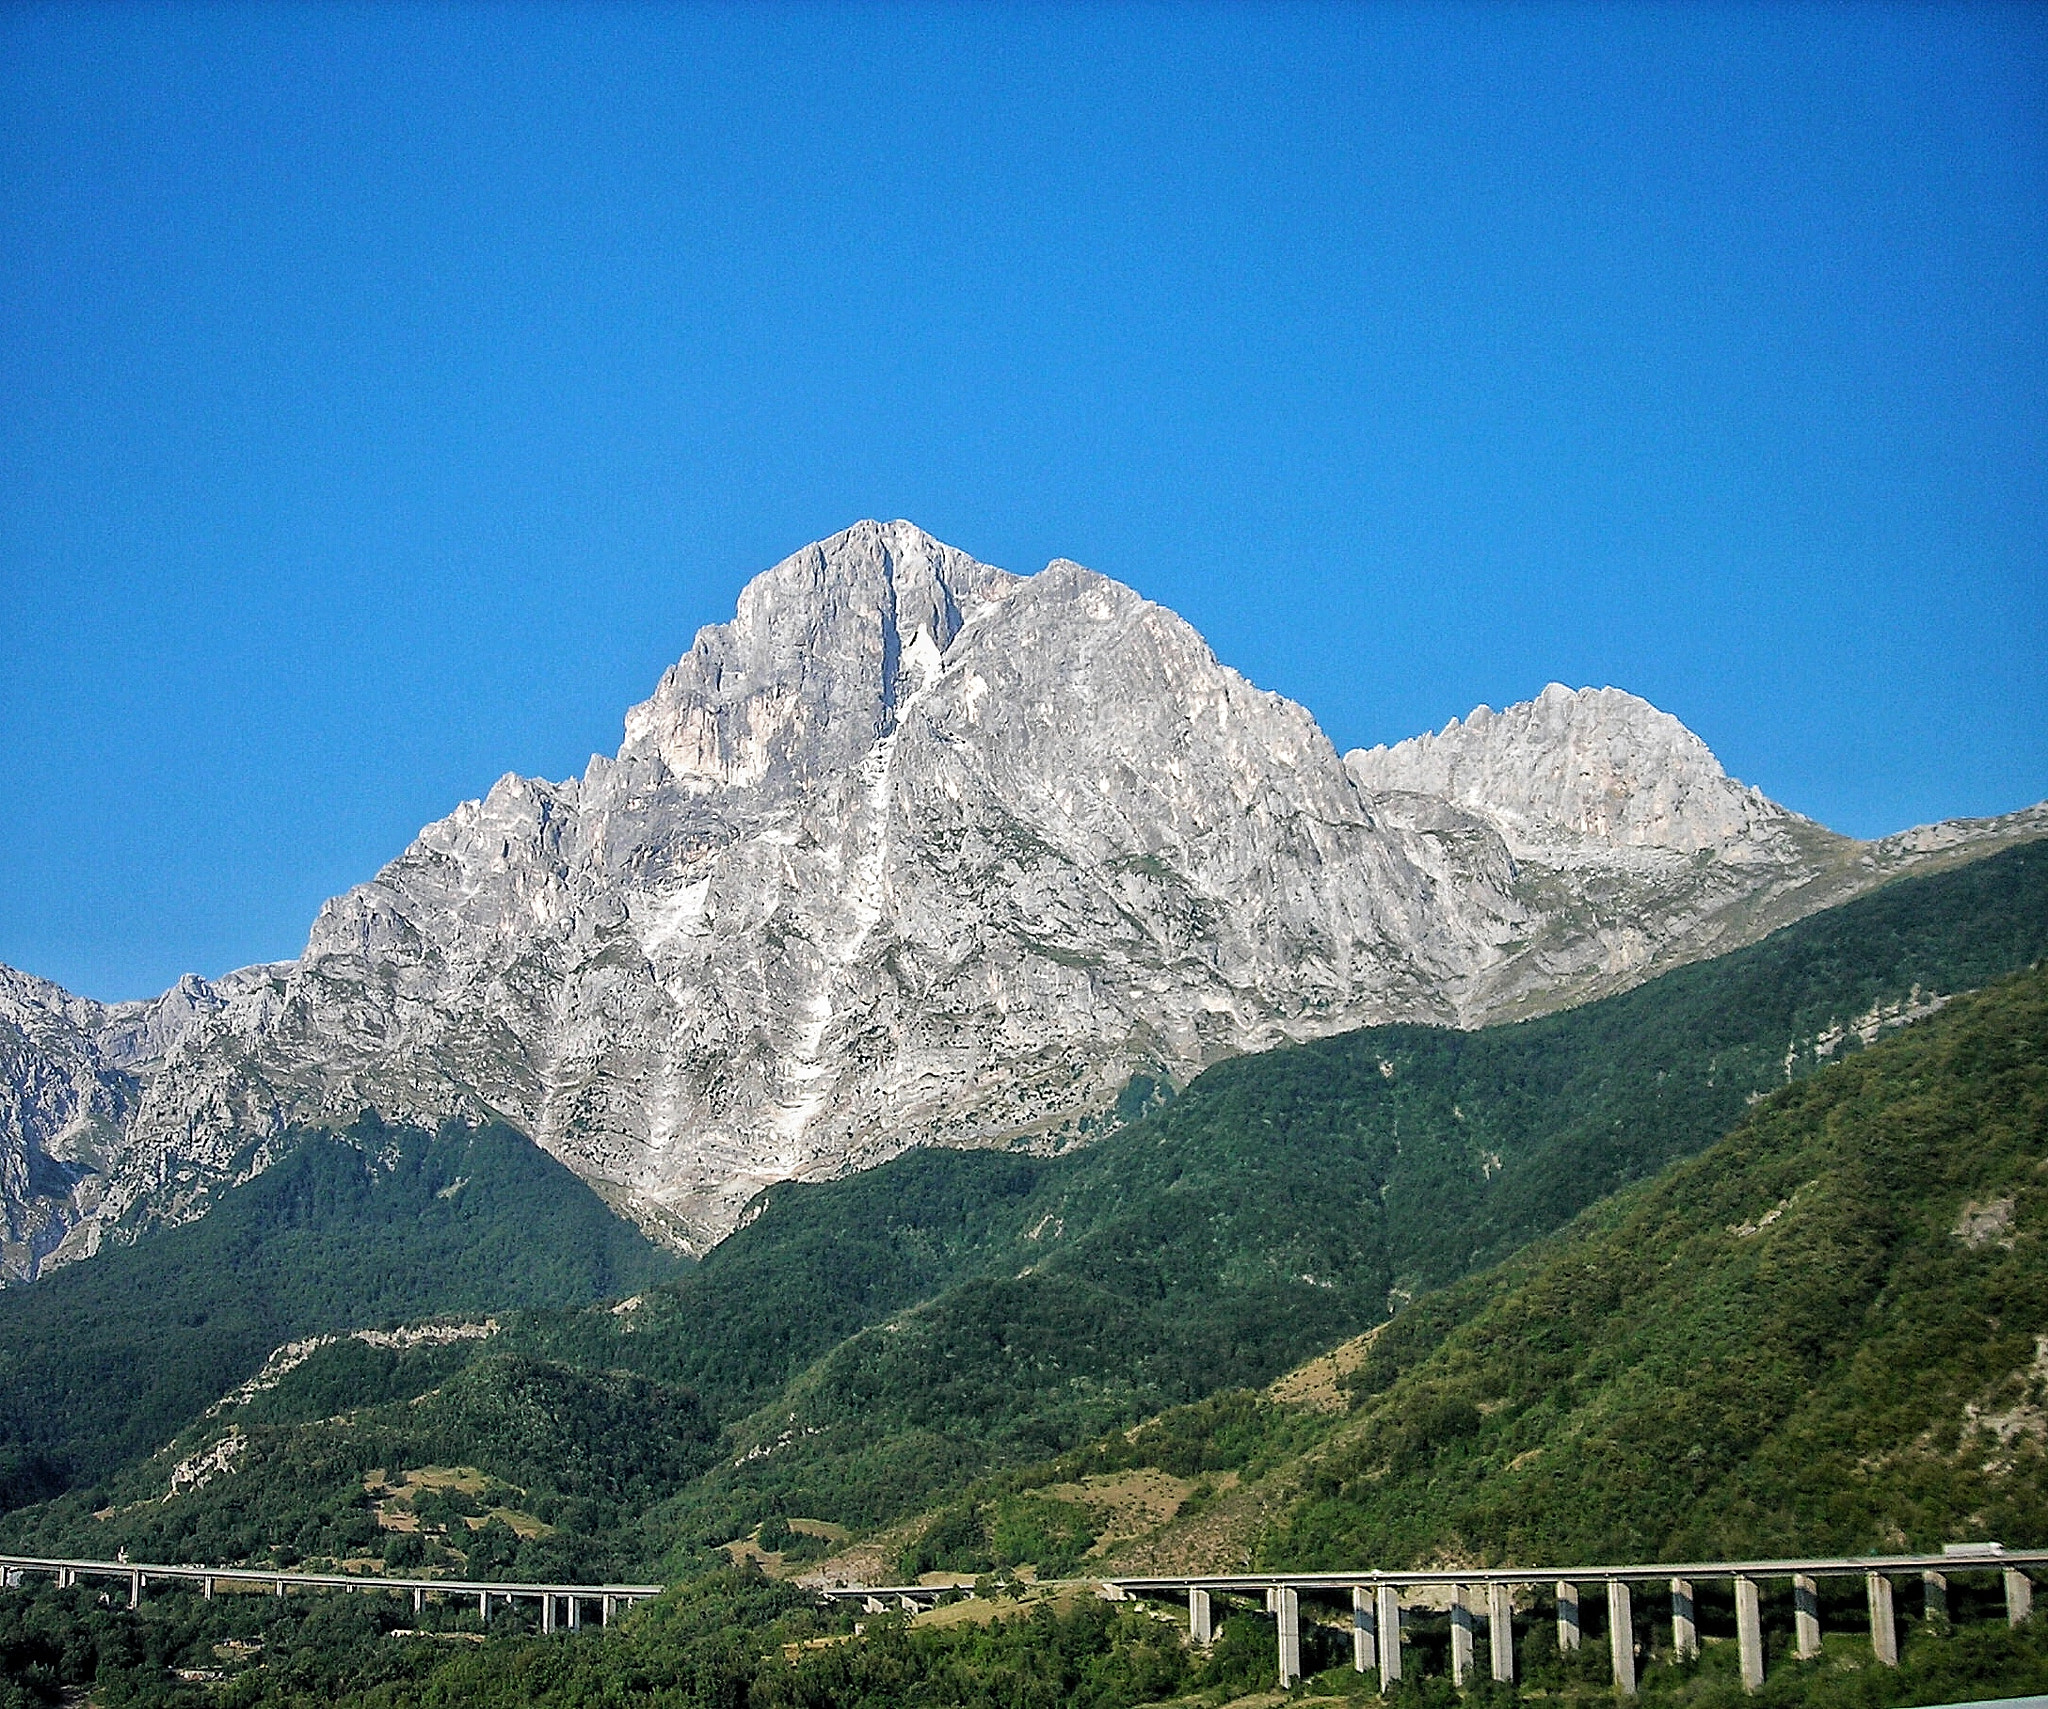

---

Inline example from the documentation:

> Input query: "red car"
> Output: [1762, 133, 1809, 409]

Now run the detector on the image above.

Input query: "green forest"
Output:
[0, 1117, 684, 1509]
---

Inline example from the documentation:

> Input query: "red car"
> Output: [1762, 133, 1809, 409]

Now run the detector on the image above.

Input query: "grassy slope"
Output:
[0, 1115, 684, 1508]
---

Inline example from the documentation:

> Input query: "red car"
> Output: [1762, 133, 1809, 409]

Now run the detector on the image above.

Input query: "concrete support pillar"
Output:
[1450, 1584, 1475, 1685]
[1923, 1570, 1948, 1627]
[1794, 1574, 1821, 1659]
[1671, 1579, 1698, 1660]
[602, 1594, 613, 1627]
[1276, 1587, 1301, 1688]
[2007, 1568, 2034, 1627]
[1489, 1583, 1515, 1682]
[1867, 1574, 1897, 1666]
[542, 1593, 556, 1634]
[274, 1579, 286, 1599]
[1607, 1582, 1636, 1697]
[479, 1590, 490, 1620]
[202, 1577, 214, 1601]
[1735, 1577, 1765, 1693]
[1376, 1585, 1403, 1690]
[569, 1596, 582, 1631]
[1558, 1581, 1582, 1652]
[1189, 1587, 1213, 1646]
[1351, 1585, 1376, 1674]
[128, 1571, 140, 1609]
[1265, 1586, 1280, 1613]
[412, 1586, 424, 1617]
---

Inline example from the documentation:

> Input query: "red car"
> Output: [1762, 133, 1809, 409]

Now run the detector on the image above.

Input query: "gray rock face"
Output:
[3, 521, 2042, 1278]
[1345, 683, 1808, 864]
[0, 967, 130, 1280]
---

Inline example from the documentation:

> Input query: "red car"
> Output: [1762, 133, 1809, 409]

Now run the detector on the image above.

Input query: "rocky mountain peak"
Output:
[617, 520, 1019, 793]
[1345, 682, 1811, 864]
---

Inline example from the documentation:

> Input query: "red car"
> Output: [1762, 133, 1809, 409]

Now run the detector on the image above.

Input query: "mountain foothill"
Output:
[2, 521, 2046, 1709]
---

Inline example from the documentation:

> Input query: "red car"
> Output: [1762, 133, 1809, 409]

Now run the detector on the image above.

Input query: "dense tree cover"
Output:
[0, 1116, 684, 1510]
[506, 1148, 1057, 1419]
[1272, 960, 2048, 1565]
[0, 1569, 1205, 1709]
[1, 1350, 721, 1583]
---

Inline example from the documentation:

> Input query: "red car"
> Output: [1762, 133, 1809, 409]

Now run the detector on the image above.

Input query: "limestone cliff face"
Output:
[3, 522, 2041, 1278]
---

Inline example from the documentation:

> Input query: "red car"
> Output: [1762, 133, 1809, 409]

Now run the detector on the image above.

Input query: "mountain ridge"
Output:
[1347, 680, 1820, 865]
[4, 519, 2044, 1281]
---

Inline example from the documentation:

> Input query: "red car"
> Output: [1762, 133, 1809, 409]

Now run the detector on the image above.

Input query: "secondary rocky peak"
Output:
[1346, 683, 1811, 863]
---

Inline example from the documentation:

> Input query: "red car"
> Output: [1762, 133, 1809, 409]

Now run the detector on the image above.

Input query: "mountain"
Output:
[1350, 682, 2048, 1018]
[12, 840, 2043, 1570]
[638, 838, 2048, 1554]
[5, 520, 2044, 1280]
[1347, 681, 1807, 864]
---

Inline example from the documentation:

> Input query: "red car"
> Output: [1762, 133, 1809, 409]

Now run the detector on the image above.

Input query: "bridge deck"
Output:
[1106, 1545, 2048, 1593]
[0, 1551, 660, 1625]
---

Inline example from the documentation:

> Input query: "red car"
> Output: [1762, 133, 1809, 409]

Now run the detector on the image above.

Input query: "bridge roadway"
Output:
[0, 1552, 661, 1633]
[818, 1545, 2048, 1696]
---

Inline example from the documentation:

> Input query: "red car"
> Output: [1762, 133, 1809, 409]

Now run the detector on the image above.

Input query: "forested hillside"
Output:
[0, 1117, 683, 1508]
[4, 841, 2041, 1584]
[907, 960, 2048, 1582]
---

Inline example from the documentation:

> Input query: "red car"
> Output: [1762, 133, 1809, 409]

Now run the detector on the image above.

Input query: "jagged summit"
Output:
[4, 523, 2041, 1281]
[618, 521, 1020, 791]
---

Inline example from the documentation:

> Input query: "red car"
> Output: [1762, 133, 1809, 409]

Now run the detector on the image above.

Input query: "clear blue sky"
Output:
[3, 3, 2043, 1002]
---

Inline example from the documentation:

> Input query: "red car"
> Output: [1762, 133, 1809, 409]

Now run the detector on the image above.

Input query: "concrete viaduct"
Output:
[14, 1540, 2043, 1689]
[0, 1552, 660, 1633]
[821, 1543, 2048, 1695]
